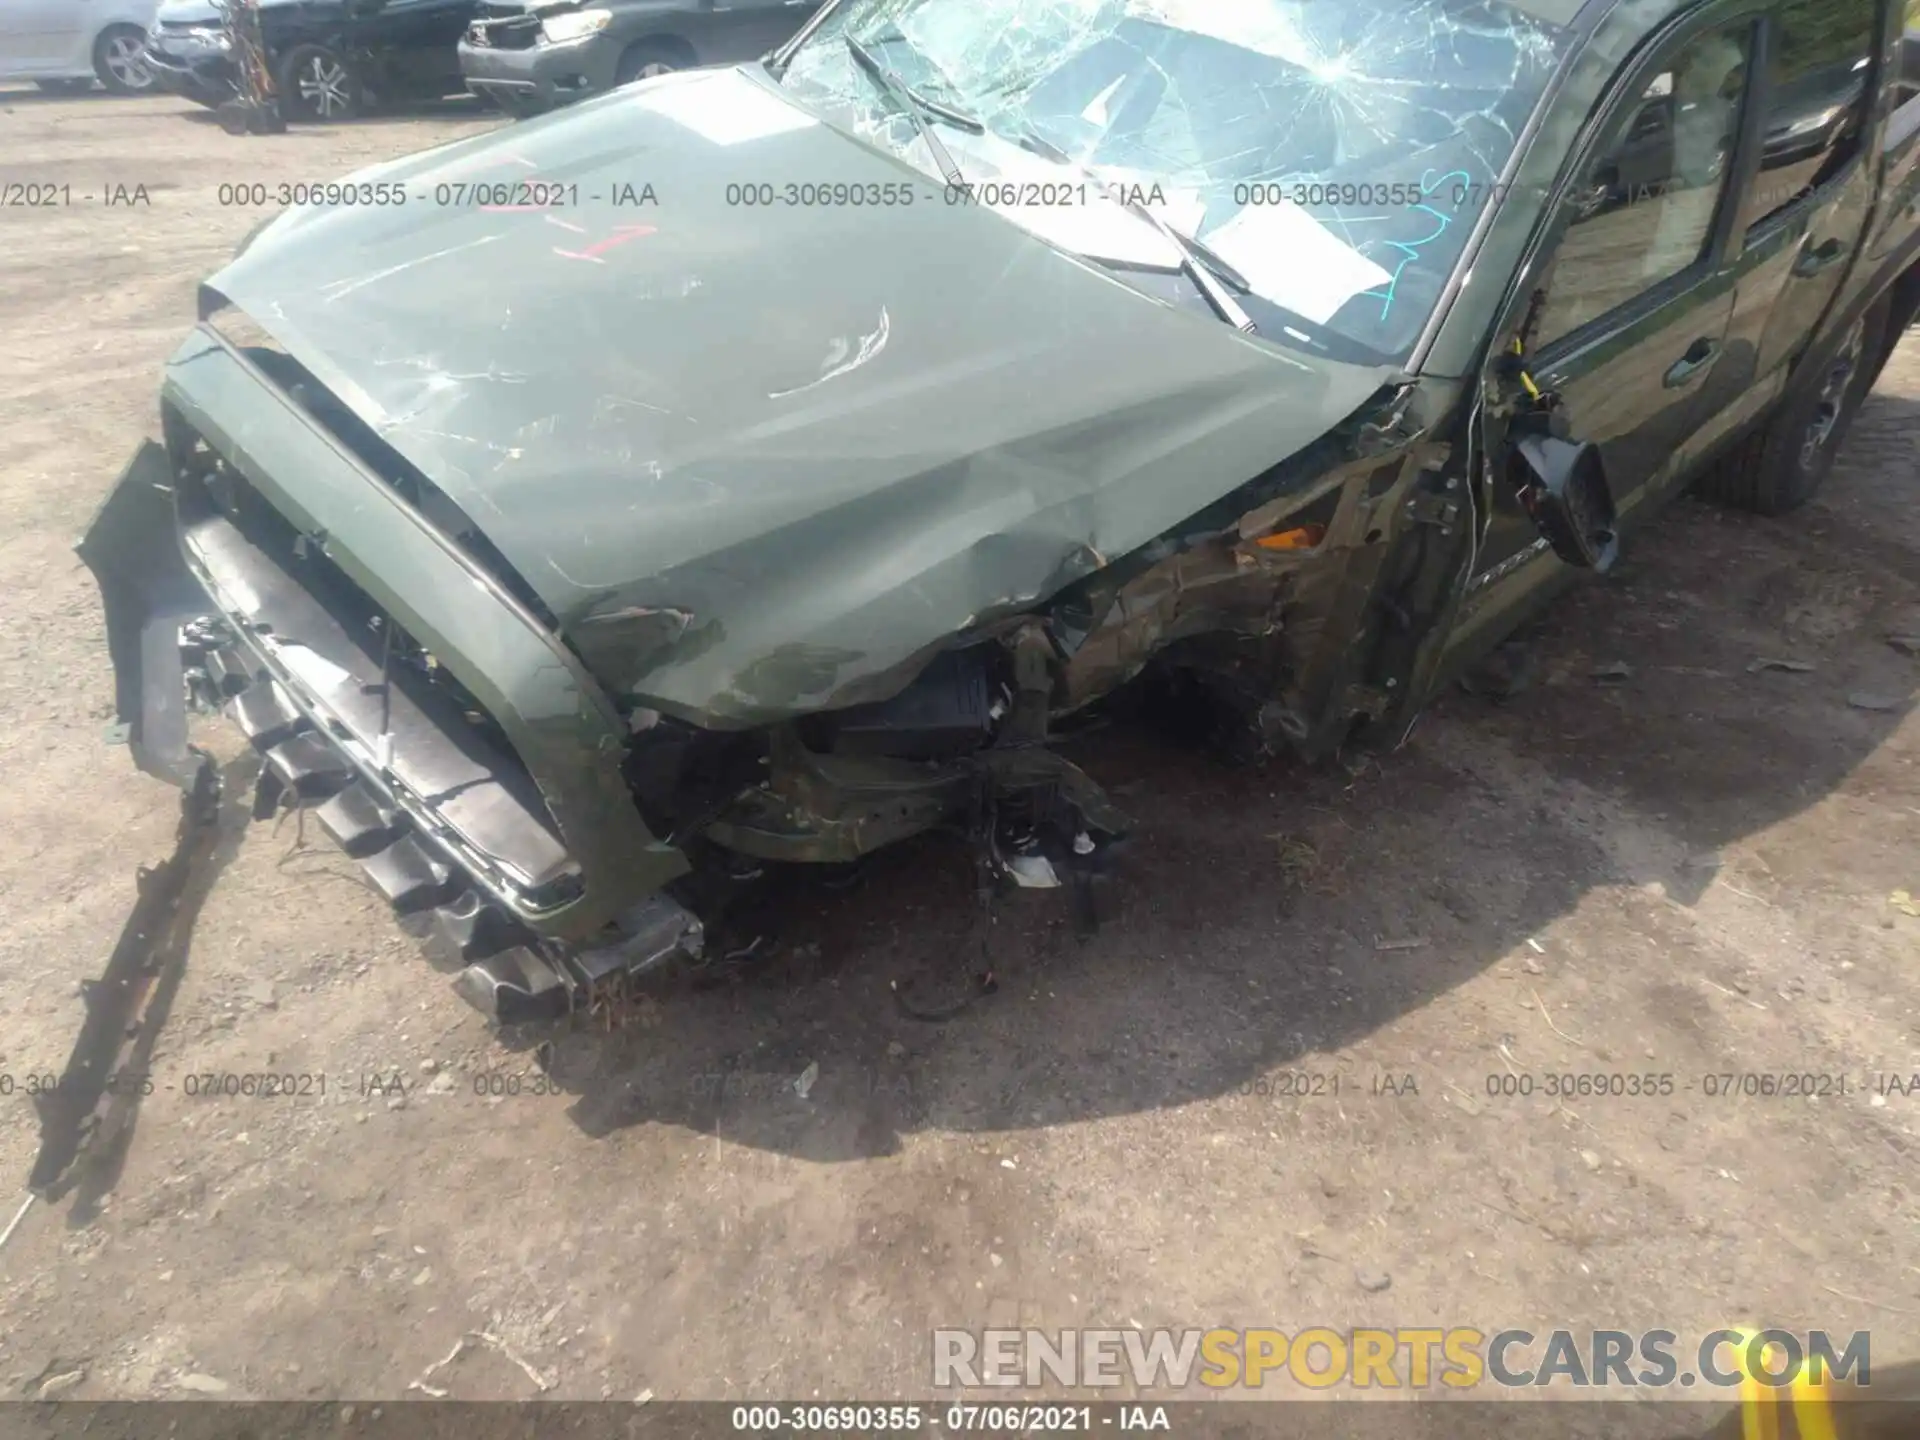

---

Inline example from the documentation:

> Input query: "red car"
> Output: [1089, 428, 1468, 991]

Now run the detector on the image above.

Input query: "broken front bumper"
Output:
[142, 46, 238, 107]
[458, 32, 621, 110]
[78, 331, 704, 1024]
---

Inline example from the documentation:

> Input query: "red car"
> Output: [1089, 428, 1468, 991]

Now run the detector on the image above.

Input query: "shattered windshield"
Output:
[779, 0, 1572, 362]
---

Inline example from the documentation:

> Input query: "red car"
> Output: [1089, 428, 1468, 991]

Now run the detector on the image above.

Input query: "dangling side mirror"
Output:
[1511, 431, 1619, 572]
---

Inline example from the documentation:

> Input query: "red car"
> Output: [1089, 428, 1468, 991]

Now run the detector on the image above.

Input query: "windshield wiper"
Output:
[843, 35, 980, 189]
[765, 0, 847, 79]
[1018, 130, 1256, 334]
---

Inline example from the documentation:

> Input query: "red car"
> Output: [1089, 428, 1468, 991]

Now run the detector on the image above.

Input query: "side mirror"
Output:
[1511, 432, 1619, 572]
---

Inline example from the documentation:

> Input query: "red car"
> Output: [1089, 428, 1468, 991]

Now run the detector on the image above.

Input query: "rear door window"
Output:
[1740, 0, 1877, 229]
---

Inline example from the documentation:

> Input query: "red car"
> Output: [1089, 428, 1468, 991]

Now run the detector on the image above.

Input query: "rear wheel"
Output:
[1697, 296, 1889, 514]
[614, 37, 694, 86]
[92, 25, 154, 94]
[277, 43, 361, 121]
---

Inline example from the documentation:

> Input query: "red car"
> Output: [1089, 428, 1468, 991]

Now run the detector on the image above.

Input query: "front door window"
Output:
[1534, 21, 1751, 346]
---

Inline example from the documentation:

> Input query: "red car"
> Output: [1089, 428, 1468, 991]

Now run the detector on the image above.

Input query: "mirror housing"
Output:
[1511, 431, 1619, 572]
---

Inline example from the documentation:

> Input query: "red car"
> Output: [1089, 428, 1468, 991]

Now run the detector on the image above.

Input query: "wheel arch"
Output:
[617, 31, 698, 72]
[1868, 251, 1920, 375]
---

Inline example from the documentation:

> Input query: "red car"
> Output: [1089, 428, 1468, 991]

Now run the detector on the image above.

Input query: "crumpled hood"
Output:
[209, 66, 1394, 726]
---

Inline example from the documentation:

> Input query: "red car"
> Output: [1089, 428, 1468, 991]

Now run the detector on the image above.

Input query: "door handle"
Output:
[1663, 337, 1721, 388]
[1793, 237, 1849, 276]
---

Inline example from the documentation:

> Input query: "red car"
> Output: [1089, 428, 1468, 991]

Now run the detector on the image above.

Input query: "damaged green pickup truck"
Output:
[82, 0, 1920, 1023]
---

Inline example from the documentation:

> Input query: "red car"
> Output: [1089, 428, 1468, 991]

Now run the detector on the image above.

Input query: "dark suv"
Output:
[458, 0, 815, 116]
[143, 0, 476, 120]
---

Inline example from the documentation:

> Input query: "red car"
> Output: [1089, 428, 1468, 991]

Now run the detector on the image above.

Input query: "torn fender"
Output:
[76, 441, 215, 791]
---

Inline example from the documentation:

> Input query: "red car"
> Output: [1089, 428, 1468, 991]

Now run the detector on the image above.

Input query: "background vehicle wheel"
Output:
[277, 44, 361, 121]
[1697, 296, 1890, 515]
[92, 25, 154, 94]
[615, 37, 694, 86]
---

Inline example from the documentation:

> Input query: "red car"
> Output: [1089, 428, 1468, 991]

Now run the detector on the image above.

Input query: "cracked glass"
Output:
[778, 0, 1574, 363]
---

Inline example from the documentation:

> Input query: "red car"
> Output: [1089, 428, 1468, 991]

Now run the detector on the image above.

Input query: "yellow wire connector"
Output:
[1725, 1327, 1839, 1440]
[1510, 336, 1543, 401]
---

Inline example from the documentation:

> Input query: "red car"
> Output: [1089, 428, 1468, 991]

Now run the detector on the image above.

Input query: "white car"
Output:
[0, 0, 160, 93]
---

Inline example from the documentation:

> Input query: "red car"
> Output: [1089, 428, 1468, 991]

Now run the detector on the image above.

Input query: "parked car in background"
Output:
[141, 0, 240, 105]
[0, 0, 156, 93]
[459, 0, 815, 116]
[144, 0, 476, 119]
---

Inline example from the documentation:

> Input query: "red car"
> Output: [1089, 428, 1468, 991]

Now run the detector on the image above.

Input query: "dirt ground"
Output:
[0, 87, 1917, 1409]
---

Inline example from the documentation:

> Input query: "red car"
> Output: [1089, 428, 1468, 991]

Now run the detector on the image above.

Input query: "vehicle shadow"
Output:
[377, 94, 492, 119]
[0, 85, 144, 104]
[516, 389, 1917, 1162]
[43, 752, 261, 1224]
[174, 94, 491, 127]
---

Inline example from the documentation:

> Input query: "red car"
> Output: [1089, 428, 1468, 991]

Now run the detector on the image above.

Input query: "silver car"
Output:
[0, 0, 157, 92]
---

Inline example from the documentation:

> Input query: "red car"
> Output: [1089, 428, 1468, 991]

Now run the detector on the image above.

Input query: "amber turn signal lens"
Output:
[1255, 524, 1326, 551]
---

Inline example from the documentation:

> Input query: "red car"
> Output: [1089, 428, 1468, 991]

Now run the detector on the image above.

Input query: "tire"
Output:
[35, 77, 94, 94]
[276, 43, 361, 122]
[92, 24, 154, 94]
[614, 38, 694, 86]
[1697, 296, 1891, 515]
